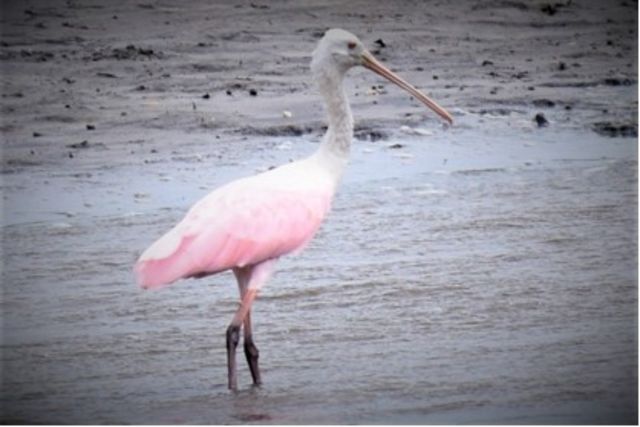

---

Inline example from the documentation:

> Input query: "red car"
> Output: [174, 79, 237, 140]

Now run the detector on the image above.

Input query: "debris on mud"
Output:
[533, 99, 556, 108]
[602, 77, 634, 86]
[89, 44, 163, 61]
[354, 126, 388, 142]
[592, 122, 637, 137]
[238, 124, 313, 137]
[67, 140, 90, 149]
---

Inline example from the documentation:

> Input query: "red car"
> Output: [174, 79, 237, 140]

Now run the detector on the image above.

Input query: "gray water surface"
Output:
[2, 121, 637, 424]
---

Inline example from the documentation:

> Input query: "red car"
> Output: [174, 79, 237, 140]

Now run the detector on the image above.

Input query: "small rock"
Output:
[534, 113, 549, 127]
[33, 132, 42, 137]
[481, 60, 494, 66]
[86, 124, 95, 130]
[374, 38, 386, 48]
[202, 93, 210, 99]
[249, 89, 258, 96]
[225, 89, 233, 96]
[282, 110, 292, 118]
[558, 61, 567, 71]
[540, 3, 560, 15]
[388, 143, 404, 149]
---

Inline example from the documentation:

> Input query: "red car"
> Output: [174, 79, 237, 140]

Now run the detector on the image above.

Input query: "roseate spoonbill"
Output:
[135, 28, 453, 390]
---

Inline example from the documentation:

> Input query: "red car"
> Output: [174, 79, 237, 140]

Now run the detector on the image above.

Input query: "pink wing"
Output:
[135, 178, 332, 289]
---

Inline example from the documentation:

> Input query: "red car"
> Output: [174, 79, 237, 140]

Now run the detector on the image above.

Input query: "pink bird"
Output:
[135, 28, 453, 390]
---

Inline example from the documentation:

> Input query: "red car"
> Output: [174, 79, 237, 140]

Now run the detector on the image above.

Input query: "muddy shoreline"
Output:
[1, 0, 637, 175]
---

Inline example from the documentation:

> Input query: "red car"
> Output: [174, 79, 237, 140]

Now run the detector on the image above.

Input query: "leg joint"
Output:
[226, 324, 240, 348]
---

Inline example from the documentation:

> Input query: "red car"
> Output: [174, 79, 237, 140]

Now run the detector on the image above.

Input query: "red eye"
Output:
[347, 41, 357, 49]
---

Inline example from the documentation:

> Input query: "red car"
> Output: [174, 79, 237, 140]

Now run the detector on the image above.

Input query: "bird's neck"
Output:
[312, 68, 353, 180]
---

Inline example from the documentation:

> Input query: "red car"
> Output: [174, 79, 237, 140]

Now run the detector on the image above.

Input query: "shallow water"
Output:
[2, 119, 637, 423]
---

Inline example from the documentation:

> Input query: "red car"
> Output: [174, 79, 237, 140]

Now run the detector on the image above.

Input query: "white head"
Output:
[311, 28, 453, 124]
[311, 29, 367, 75]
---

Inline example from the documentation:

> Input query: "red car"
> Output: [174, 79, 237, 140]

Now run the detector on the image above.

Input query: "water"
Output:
[2, 120, 637, 423]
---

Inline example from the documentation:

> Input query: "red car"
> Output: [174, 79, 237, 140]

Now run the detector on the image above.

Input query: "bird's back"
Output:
[135, 158, 335, 289]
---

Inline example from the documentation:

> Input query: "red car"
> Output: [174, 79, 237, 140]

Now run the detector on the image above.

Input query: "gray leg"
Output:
[243, 310, 261, 386]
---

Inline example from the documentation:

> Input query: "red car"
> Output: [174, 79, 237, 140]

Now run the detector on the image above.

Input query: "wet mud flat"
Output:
[1, 0, 638, 424]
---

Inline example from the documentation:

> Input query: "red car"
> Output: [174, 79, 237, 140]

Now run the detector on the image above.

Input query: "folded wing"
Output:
[135, 177, 332, 289]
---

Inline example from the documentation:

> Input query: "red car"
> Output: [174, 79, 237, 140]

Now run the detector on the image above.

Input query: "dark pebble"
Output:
[226, 89, 233, 96]
[534, 113, 549, 127]
[374, 38, 386, 48]
[249, 89, 258, 96]
[540, 3, 560, 15]
[202, 93, 210, 99]
[86, 124, 95, 130]
[481, 60, 494, 66]
[33, 132, 42, 137]
[558, 61, 567, 71]
[388, 143, 404, 149]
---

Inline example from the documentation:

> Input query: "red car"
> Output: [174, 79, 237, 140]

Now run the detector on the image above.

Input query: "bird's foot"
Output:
[244, 339, 261, 386]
